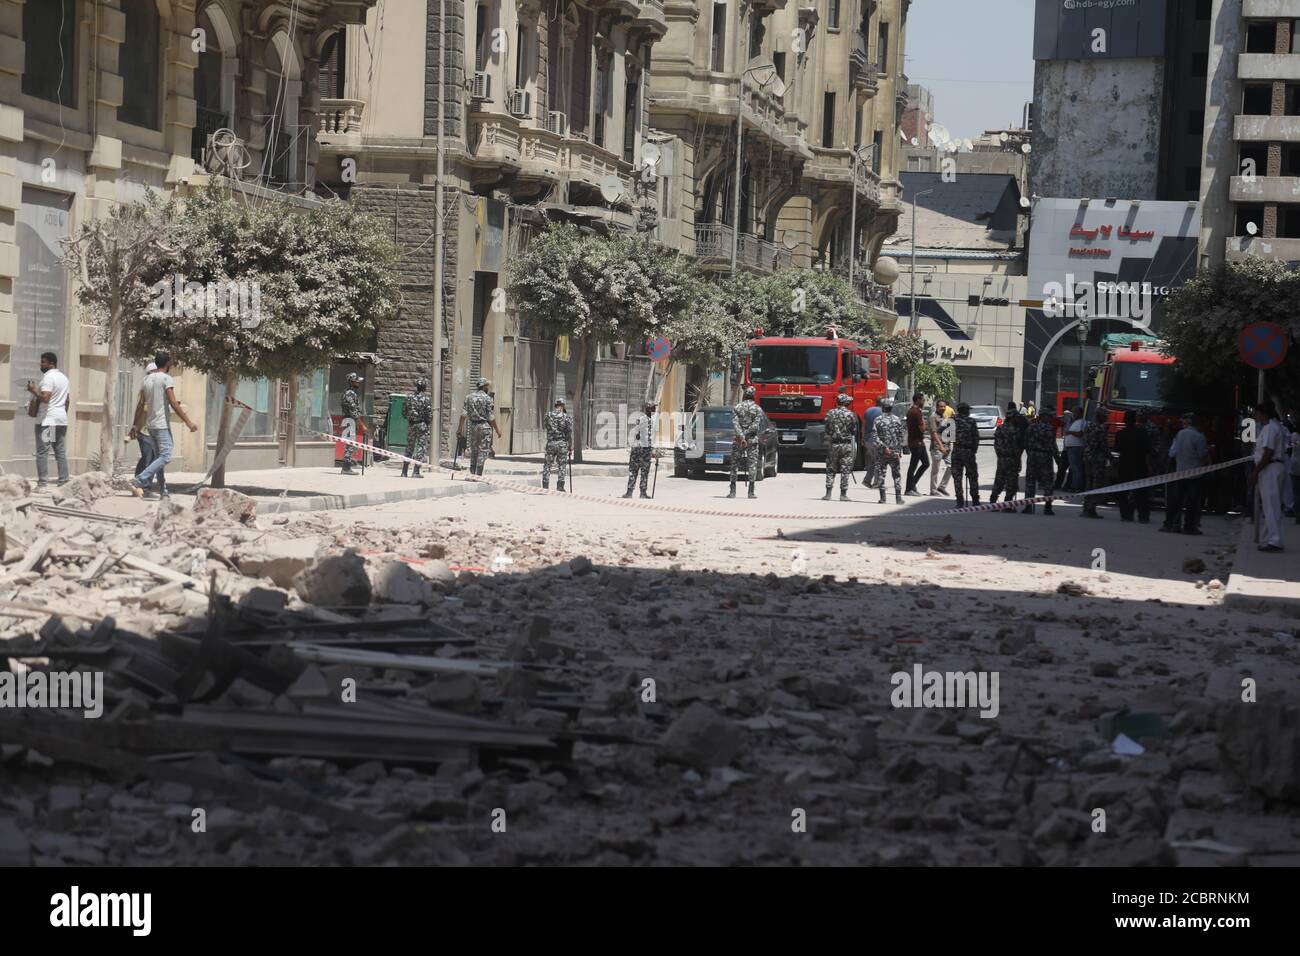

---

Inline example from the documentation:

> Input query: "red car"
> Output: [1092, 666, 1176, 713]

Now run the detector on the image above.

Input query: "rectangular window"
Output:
[1246, 22, 1275, 55]
[22, 0, 76, 105]
[119, 0, 161, 129]
[515, 27, 526, 88]
[624, 76, 639, 163]
[822, 91, 836, 148]
[711, 3, 726, 72]
[872, 130, 883, 174]
[878, 21, 890, 72]
[1184, 166, 1200, 193]
[1243, 85, 1271, 116]
[749, 12, 763, 59]
[828, 0, 840, 31]
[773, 51, 786, 80]
[853, 105, 863, 150]
[594, 57, 609, 147]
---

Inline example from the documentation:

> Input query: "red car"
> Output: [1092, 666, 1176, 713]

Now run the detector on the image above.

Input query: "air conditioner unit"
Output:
[508, 89, 531, 118]
[546, 111, 568, 136]
[472, 71, 492, 101]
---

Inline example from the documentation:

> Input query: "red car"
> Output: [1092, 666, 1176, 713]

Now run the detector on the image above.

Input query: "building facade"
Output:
[1201, 0, 1300, 267]
[321, 0, 912, 458]
[1, 0, 377, 478]
[885, 171, 1028, 408]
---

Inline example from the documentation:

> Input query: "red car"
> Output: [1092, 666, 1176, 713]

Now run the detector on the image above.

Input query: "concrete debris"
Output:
[0, 475, 31, 499]
[48, 472, 114, 507]
[294, 551, 371, 606]
[1218, 702, 1300, 803]
[369, 560, 435, 606]
[193, 488, 259, 527]
[661, 703, 746, 769]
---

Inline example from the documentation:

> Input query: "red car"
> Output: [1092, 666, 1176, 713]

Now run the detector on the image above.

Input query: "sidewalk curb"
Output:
[1224, 517, 1300, 617]
[435, 461, 627, 478]
[251, 480, 494, 514]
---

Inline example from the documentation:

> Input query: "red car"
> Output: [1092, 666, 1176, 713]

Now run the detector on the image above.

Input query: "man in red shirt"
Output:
[904, 392, 929, 496]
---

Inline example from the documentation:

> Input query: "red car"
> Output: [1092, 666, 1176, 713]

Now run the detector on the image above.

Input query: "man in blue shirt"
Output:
[1161, 412, 1210, 535]
[863, 398, 884, 489]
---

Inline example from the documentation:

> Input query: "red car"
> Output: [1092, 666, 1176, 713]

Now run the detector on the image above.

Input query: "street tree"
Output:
[60, 191, 179, 473]
[913, 361, 961, 404]
[1163, 258, 1300, 403]
[124, 184, 400, 486]
[509, 224, 694, 460]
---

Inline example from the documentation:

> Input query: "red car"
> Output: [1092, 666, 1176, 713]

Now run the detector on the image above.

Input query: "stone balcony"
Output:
[830, 260, 897, 315]
[1229, 174, 1300, 203]
[804, 147, 884, 204]
[1244, 0, 1300, 17]
[469, 110, 634, 195]
[1238, 53, 1300, 81]
[1234, 114, 1300, 142]
[632, 0, 668, 37]
[317, 98, 366, 150]
[1226, 235, 1300, 261]
[694, 223, 793, 274]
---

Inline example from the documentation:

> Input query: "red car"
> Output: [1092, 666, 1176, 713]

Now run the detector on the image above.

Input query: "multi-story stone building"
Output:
[1, 0, 378, 477]
[318, 0, 673, 456]
[319, 0, 910, 457]
[1201, 0, 1300, 266]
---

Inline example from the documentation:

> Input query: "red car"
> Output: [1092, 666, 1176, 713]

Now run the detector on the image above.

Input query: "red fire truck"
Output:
[1094, 338, 1181, 435]
[744, 328, 889, 471]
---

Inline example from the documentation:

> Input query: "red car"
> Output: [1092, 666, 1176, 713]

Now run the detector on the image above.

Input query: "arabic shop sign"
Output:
[1033, 0, 1166, 61]
[1029, 198, 1200, 325]
[924, 344, 975, 363]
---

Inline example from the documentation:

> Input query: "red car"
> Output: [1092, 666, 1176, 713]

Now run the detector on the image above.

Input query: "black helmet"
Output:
[414, 380, 427, 393]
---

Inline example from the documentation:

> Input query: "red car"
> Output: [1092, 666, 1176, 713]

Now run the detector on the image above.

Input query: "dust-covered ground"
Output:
[2, 465, 1298, 866]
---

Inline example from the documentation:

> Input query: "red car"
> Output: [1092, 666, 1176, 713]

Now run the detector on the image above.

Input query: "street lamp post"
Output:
[847, 144, 875, 291]
[1075, 319, 1089, 416]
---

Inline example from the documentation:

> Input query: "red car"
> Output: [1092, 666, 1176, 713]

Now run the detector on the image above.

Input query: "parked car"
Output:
[673, 406, 779, 479]
[970, 405, 1003, 439]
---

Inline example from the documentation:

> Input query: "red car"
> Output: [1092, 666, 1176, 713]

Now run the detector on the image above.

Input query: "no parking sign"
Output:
[1238, 321, 1288, 370]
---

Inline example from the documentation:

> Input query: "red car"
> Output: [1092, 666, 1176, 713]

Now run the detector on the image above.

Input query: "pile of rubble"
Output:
[1, 475, 1298, 865]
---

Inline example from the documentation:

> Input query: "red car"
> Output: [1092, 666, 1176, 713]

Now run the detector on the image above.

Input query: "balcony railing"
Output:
[319, 98, 366, 137]
[694, 223, 793, 273]
[191, 106, 229, 166]
[830, 260, 897, 312]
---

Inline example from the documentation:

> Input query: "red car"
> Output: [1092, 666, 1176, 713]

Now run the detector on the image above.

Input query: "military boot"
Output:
[400, 463, 409, 478]
[1022, 502, 1035, 514]
[878, 488, 886, 503]
[727, 484, 737, 499]
[748, 485, 757, 499]
[840, 491, 850, 502]
[822, 489, 833, 501]
[1043, 502, 1055, 515]
[895, 492, 904, 505]
[413, 466, 421, 478]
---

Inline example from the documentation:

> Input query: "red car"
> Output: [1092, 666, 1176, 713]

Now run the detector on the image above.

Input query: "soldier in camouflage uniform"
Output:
[873, 401, 906, 504]
[340, 373, 365, 475]
[951, 403, 982, 508]
[401, 379, 433, 478]
[624, 401, 656, 498]
[729, 386, 763, 499]
[542, 398, 573, 491]
[822, 393, 859, 501]
[1081, 407, 1112, 518]
[988, 413, 1023, 507]
[1022, 408, 1057, 515]
[457, 378, 501, 477]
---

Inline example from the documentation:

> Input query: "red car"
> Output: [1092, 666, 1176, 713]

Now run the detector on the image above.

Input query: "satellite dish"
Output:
[1000, 132, 1010, 143]
[1247, 221, 1259, 236]
[1021, 143, 1032, 154]
[1019, 196, 1031, 209]
[642, 143, 662, 166]
[962, 138, 974, 152]
[910, 137, 919, 147]
[928, 124, 951, 149]
[599, 174, 625, 204]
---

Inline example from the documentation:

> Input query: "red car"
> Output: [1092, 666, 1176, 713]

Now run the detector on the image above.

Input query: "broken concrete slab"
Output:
[294, 551, 371, 606]
[661, 702, 746, 769]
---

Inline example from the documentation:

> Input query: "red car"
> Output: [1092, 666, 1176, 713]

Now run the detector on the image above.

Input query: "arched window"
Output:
[265, 32, 302, 187]
[22, 0, 76, 106]
[192, 7, 229, 163]
[318, 31, 346, 100]
[120, 0, 162, 129]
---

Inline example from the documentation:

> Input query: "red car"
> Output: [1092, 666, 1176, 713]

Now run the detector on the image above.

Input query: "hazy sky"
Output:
[903, 0, 1036, 143]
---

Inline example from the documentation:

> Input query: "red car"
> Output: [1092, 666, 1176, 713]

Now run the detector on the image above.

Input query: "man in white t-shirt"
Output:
[1250, 400, 1288, 552]
[129, 351, 198, 498]
[25, 351, 71, 487]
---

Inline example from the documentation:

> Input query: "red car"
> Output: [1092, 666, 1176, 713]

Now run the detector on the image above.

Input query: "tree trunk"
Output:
[571, 336, 590, 464]
[286, 375, 299, 468]
[100, 304, 122, 474]
[213, 370, 237, 488]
